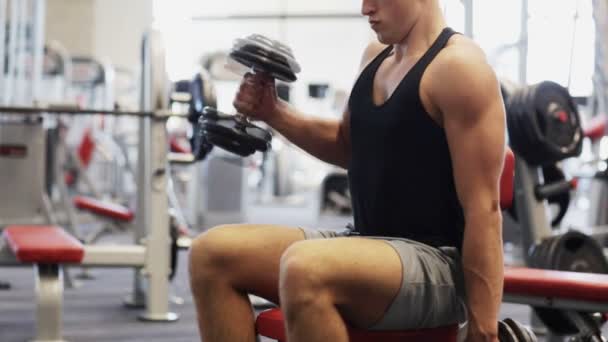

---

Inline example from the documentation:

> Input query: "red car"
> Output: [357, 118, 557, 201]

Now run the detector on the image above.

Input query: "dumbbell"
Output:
[498, 318, 538, 342]
[196, 34, 301, 157]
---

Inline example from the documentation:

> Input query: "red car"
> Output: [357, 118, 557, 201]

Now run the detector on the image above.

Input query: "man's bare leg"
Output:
[189, 224, 305, 342]
[279, 238, 403, 342]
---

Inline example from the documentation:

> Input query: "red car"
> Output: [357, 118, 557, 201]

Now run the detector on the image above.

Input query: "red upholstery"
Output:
[73, 196, 135, 222]
[504, 267, 608, 302]
[3, 225, 84, 263]
[77, 128, 95, 168]
[255, 309, 458, 342]
[169, 136, 191, 154]
[584, 115, 606, 143]
[500, 148, 515, 209]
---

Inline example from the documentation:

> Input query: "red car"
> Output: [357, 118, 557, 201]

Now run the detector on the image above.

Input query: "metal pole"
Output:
[514, 157, 555, 337]
[103, 62, 115, 110]
[0, 0, 7, 105]
[31, 0, 46, 104]
[6, 0, 19, 104]
[45, 41, 74, 101]
[513, 158, 553, 257]
[463, 0, 473, 38]
[123, 36, 152, 310]
[518, 0, 529, 85]
[589, 0, 608, 227]
[593, 0, 608, 117]
[138, 29, 177, 322]
[15, 0, 27, 105]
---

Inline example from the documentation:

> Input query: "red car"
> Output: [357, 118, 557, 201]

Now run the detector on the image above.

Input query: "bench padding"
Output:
[3, 225, 84, 263]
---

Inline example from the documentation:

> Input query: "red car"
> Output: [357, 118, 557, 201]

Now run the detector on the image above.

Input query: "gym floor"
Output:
[0, 194, 604, 341]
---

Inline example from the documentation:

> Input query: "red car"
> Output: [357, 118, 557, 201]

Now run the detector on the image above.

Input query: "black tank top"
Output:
[348, 27, 464, 249]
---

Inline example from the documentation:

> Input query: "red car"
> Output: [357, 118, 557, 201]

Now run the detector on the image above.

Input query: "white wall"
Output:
[46, 0, 153, 72]
[45, 0, 95, 56]
[473, 0, 595, 96]
[93, 0, 153, 71]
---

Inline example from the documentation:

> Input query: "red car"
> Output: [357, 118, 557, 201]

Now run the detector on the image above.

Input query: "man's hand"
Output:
[466, 321, 499, 342]
[233, 72, 284, 123]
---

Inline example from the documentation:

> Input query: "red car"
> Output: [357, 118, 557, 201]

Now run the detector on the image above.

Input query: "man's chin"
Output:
[375, 33, 388, 44]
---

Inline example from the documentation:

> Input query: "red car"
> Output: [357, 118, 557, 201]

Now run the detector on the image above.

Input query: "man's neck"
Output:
[392, 2, 447, 61]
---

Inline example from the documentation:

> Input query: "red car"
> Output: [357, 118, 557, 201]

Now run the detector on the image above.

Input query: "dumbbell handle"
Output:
[234, 113, 250, 128]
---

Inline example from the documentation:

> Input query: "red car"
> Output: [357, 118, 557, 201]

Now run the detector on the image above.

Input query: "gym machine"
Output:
[503, 80, 608, 341]
[0, 29, 183, 342]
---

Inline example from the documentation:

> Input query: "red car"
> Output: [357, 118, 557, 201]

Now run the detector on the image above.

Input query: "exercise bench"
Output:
[503, 267, 608, 339]
[256, 268, 608, 341]
[72, 195, 134, 243]
[3, 225, 84, 342]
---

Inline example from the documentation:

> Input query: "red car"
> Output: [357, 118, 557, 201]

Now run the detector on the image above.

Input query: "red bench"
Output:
[4, 225, 84, 263]
[256, 267, 608, 341]
[73, 195, 134, 223]
[503, 267, 608, 310]
[256, 308, 459, 341]
[3, 225, 84, 342]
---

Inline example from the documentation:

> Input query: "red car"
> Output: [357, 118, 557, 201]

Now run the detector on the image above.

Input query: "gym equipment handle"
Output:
[534, 178, 577, 201]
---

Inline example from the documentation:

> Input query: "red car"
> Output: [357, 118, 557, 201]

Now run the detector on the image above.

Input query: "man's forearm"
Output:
[462, 211, 504, 340]
[266, 102, 349, 168]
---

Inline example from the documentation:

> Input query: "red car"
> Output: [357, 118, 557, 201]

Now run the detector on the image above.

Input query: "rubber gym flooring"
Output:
[0, 195, 605, 341]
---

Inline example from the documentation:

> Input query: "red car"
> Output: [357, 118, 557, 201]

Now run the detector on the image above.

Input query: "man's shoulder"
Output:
[425, 35, 500, 119]
[359, 41, 388, 69]
[427, 35, 496, 97]
[435, 35, 487, 76]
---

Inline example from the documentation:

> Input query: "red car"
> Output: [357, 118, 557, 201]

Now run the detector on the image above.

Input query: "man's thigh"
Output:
[295, 230, 466, 330]
[193, 224, 306, 303]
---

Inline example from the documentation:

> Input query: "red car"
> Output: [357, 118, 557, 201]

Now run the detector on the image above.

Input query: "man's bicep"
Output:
[446, 100, 505, 214]
[438, 60, 506, 214]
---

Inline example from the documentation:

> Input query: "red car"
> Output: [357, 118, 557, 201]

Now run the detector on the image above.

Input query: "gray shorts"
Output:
[300, 228, 468, 331]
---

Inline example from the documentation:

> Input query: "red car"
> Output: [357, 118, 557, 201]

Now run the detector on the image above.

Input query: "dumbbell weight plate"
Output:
[532, 82, 581, 154]
[233, 38, 298, 70]
[191, 126, 214, 161]
[237, 43, 291, 70]
[498, 320, 518, 342]
[229, 50, 297, 82]
[532, 231, 608, 335]
[504, 318, 535, 342]
[246, 34, 294, 55]
[521, 325, 537, 342]
[552, 230, 608, 272]
[233, 38, 300, 73]
[204, 131, 257, 157]
[201, 117, 271, 152]
[242, 34, 299, 66]
[200, 107, 272, 156]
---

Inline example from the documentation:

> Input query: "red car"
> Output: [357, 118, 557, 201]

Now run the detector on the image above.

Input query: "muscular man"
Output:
[189, 0, 506, 341]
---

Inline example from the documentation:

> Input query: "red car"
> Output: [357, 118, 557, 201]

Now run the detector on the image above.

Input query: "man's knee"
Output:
[189, 224, 244, 282]
[279, 241, 333, 308]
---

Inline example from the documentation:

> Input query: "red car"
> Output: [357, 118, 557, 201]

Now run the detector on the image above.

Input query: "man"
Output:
[189, 0, 506, 341]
